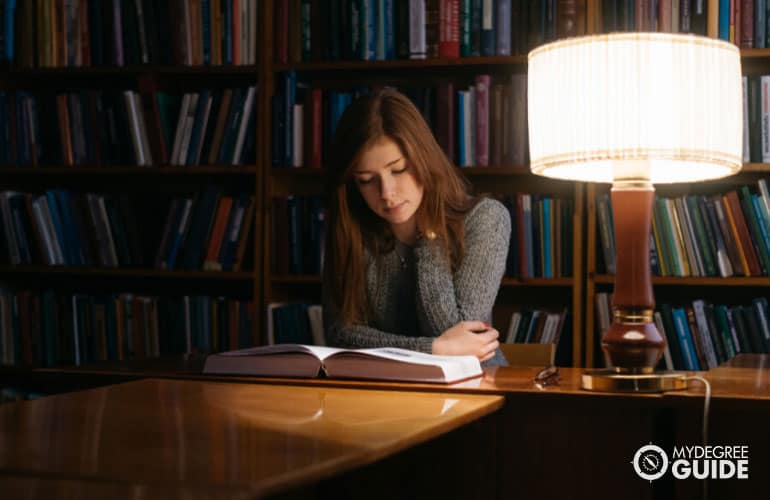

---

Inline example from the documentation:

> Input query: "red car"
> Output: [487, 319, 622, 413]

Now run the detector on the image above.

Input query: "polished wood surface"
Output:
[0, 378, 502, 498]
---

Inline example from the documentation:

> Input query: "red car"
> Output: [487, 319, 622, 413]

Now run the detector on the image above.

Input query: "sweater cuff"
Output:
[417, 337, 435, 354]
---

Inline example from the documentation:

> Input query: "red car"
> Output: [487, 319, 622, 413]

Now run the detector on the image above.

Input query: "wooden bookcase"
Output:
[6, 1, 766, 374]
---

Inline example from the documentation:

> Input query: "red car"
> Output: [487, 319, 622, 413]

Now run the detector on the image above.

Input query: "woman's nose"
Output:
[379, 175, 396, 200]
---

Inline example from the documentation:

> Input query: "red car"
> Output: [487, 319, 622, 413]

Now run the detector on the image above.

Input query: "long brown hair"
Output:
[325, 89, 476, 326]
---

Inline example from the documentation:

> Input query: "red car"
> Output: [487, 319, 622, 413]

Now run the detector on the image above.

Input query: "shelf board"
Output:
[275, 55, 528, 72]
[500, 277, 573, 287]
[271, 275, 322, 284]
[740, 163, 770, 172]
[5, 65, 260, 77]
[741, 48, 770, 59]
[0, 266, 254, 280]
[0, 166, 259, 175]
[594, 274, 770, 286]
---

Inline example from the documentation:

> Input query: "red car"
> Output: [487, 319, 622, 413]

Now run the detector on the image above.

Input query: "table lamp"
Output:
[527, 33, 743, 392]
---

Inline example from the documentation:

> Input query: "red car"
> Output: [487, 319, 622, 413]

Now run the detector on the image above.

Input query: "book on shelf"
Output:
[203, 344, 483, 384]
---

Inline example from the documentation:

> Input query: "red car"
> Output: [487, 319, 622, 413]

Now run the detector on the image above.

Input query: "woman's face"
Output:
[353, 137, 425, 238]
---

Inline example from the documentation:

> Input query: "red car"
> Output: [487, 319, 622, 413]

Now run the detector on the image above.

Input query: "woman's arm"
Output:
[414, 198, 512, 335]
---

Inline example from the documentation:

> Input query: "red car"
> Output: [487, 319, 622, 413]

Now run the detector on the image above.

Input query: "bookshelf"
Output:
[0, 1, 267, 368]
[6, 1, 768, 374]
[261, 0, 586, 366]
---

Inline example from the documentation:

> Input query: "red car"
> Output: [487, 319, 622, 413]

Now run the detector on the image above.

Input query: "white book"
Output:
[177, 93, 200, 165]
[132, 92, 154, 166]
[171, 93, 192, 165]
[123, 91, 146, 166]
[30, 197, 57, 265]
[743, 76, 750, 163]
[505, 311, 522, 343]
[204, 344, 483, 384]
[692, 299, 718, 369]
[96, 195, 119, 267]
[307, 305, 325, 346]
[409, 0, 426, 59]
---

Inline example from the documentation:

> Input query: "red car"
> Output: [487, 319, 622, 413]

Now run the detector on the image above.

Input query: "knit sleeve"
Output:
[414, 198, 511, 335]
[322, 280, 435, 353]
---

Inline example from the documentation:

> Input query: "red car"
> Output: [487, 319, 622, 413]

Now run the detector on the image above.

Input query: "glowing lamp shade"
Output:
[528, 33, 743, 184]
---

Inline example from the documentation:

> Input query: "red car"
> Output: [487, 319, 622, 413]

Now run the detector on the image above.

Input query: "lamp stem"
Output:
[601, 182, 666, 370]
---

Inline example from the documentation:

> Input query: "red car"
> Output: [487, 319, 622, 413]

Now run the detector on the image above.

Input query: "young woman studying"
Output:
[323, 89, 511, 365]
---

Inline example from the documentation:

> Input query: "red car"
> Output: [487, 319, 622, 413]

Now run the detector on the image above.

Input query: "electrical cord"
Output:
[682, 375, 712, 500]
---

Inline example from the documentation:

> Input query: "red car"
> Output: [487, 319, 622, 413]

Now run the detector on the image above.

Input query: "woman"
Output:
[323, 89, 510, 365]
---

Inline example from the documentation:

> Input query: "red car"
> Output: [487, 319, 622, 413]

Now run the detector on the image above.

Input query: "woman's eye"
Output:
[356, 177, 374, 185]
[392, 166, 408, 175]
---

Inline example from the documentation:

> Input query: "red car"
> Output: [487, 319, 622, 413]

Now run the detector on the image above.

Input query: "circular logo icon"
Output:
[633, 444, 669, 481]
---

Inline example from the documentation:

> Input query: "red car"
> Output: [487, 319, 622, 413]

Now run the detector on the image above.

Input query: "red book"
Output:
[436, 81, 455, 163]
[438, 0, 460, 58]
[724, 190, 761, 276]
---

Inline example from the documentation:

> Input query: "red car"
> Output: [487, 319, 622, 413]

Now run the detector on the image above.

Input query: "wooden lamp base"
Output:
[580, 182, 687, 392]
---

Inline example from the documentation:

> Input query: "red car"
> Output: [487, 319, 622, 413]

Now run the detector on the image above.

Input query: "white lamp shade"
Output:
[528, 33, 743, 184]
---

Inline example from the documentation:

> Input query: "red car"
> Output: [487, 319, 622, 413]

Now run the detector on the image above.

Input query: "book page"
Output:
[215, 344, 346, 361]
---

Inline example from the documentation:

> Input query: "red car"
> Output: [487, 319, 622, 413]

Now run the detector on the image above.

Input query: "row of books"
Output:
[601, 0, 709, 36]
[0, 190, 142, 267]
[0, 290, 255, 368]
[0, 86, 257, 167]
[272, 72, 528, 169]
[500, 194, 574, 280]
[276, 0, 585, 63]
[2, 0, 259, 68]
[156, 191, 255, 272]
[503, 307, 572, 366]
[596, 180, 770, 278]
[595, 293, 770, 371]
[266, 302, 324, 346]
[270, 196, 325, 276]
[0, 188, 254, 271]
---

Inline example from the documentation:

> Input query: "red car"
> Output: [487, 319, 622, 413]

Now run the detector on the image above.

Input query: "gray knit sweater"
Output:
[323, 197, 511, 366]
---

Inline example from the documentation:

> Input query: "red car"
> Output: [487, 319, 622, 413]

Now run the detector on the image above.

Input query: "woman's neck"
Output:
[391, 219, 418, 246]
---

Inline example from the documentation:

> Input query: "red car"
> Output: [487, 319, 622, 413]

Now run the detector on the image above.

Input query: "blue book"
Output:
[542, 198, 552, 278]
[363, 0, 376, 60]
[672, 307, 700, 371]
[3, 0, 16, 63]
[284, 72, 296, 166]
[202, 0, 212, 64]
[186, 89, 212, 165]
[718, 0, 729, 40]
[287, 196, 304, 274]
[224, 0, 233, 64]
[751, 194, 770, 265]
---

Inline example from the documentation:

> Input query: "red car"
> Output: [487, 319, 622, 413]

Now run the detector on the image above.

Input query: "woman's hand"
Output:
[431, 321, 500, 362]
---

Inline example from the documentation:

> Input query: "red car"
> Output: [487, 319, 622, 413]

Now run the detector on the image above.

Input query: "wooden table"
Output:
[4, 355, 769, 499]
[0, 378, 503, 500]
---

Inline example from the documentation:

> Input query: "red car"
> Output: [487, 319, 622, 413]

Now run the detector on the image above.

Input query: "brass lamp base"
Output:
[581, 368, 689, 393]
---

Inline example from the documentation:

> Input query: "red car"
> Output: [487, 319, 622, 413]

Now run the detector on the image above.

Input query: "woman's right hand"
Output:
[432, 321, 500, 362]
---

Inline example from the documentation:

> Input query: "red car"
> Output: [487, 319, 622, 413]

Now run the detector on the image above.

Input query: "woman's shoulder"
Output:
[465, 197, 511, 229]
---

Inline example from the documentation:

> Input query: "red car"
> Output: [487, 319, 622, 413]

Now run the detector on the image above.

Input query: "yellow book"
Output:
[666, 198, 691, 276]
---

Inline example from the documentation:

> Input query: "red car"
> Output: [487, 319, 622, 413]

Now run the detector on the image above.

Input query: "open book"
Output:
[203, 344, 483, 384]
